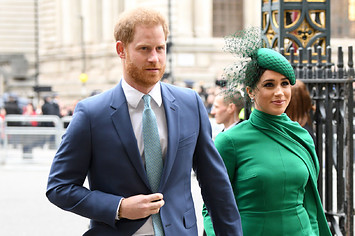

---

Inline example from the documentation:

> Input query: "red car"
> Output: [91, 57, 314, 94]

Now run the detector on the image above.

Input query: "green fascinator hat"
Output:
[256, 48, 295, 85]
[222, 27, 295, 95]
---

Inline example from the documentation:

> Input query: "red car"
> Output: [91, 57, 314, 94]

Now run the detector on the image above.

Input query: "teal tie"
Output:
[142, 94, 164, 236]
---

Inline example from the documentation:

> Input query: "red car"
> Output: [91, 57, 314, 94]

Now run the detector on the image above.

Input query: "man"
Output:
[46, 7, 242, 236]
[4, 93, 22, 127]
[41, 95, 61, 118]
[211, 91, 244, 131]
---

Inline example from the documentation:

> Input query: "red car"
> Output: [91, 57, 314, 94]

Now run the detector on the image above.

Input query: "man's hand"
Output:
[120, 193, 165, 220]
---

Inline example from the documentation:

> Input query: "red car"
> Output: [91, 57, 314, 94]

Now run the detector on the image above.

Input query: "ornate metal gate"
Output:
[261, 1, 354, 234]
[284, 45, 354, 236]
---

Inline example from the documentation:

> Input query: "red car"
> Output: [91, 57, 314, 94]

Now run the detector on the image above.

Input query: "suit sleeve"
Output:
[202, 203, 216, 236]
[202, 131, 239, 236]
[191, 92, 243, 236]
[46, 101, 121, 228]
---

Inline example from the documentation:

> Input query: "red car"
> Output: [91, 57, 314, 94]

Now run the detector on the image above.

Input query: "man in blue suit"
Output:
[46, 7, 242, 236]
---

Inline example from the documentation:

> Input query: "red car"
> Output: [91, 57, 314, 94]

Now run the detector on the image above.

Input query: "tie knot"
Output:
[143, 94, 151, 108]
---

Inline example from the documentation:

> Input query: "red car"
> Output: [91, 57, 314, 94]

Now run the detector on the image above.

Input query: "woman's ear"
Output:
[116, 41, 125, 59]
[246, 86, 254, 99]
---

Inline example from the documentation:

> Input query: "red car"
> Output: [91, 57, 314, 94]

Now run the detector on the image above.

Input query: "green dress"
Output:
[203, 109, 331, 236]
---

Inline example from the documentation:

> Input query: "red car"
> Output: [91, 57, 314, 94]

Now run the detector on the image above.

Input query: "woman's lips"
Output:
[272, 100, 285, 105]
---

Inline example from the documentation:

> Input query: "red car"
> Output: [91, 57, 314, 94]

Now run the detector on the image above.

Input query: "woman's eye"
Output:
[281, 81, 290, 86]
[264, 83, 273, 87]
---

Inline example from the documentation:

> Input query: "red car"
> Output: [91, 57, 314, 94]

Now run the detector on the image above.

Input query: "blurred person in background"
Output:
[23, 103, 38, 126]
[205, 92, 215, 116]
[4, 93, 22, 126]
[22, 102, 38, 159]
[41, 94, 61, 148]
[285, 79, 316, 143]
[4, 93, 22, 115]
[0, 106, 5, 120]
[3, 93, 22, 148]
[205, 79, 227, 116]
[0, 106, 5, 146]
[41, 95, 61, 119]
[197, 82, 209, 104]
[210, 90, 244, 132]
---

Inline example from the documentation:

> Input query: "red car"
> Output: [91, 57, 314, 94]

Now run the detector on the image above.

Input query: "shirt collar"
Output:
[121, 78, 162, 108]
[224, 121, 238, 131]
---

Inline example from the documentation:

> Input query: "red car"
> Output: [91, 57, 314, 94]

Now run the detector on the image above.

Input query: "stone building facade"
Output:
[0, 0, 354, 107]
[0, 0, 258, 106]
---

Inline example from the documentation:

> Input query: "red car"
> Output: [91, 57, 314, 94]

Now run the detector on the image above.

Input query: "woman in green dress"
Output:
[202, 29, 331, 236]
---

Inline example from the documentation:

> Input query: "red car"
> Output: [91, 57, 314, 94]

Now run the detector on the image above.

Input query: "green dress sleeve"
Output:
[202, 203, 216, 236]
[214, 132, 238, 184]
[202, 131, 238, 236]
[303, 180, 319, 235]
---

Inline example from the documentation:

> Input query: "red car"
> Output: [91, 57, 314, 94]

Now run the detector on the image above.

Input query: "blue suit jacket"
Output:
[46, 81, 242, 235]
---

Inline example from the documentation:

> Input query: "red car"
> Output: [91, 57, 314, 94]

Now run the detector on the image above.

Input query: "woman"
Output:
[22, 102, 38, 159]
[202, 28, 331, 236]
[23, 102, 38, 127]
[285, 79, 316, 143]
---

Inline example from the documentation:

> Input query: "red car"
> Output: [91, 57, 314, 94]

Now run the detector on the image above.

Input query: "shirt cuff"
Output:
[115, 198, 124, 220]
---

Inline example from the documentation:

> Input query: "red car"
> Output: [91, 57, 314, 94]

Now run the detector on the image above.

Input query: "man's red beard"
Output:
[126, 59, 166, 88]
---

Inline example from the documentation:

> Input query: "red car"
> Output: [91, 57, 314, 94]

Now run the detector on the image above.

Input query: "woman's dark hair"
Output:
[245, 60, 266, 90]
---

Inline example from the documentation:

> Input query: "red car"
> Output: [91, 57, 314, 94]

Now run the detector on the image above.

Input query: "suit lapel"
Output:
[110, 82, 149, 187]
[160, 84, 179, 191]
[110, 82, 180, 192]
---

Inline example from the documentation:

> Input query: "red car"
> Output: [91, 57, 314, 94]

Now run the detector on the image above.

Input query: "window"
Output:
[213, 0, 244, 37]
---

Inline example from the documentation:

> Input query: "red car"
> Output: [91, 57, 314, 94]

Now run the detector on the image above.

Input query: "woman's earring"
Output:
[250, 97, 254, 103]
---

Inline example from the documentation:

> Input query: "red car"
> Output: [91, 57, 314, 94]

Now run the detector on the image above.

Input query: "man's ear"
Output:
[227, 103, 236, 114]
[116, 41, 125, 59]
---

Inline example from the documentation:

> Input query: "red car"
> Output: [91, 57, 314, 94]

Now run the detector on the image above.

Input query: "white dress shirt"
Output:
[223, 121, 239, 132]
[120, 78, 168, 235]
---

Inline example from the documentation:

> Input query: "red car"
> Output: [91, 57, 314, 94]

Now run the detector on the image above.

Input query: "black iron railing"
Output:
[285, 45, 354, 236]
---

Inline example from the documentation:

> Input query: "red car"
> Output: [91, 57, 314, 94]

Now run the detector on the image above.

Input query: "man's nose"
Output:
[148, 50, 159, 62]
[210, 106, 216, 114]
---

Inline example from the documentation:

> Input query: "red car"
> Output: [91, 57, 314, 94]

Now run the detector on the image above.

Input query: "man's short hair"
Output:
[114, 7, 169, 44]
[221, 91, 244, 114]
